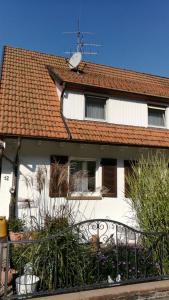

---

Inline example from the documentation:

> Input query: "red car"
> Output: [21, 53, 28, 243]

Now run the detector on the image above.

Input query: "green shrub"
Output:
[8, 218, 25, 232]
[126, 152, 169, 274]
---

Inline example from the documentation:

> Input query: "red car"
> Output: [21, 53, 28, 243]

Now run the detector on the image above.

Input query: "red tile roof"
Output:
[0, 46, 69, 139]
[51, 65, 169, 99]
[1, 45, 169, 148]
[67, 119, 169, 148]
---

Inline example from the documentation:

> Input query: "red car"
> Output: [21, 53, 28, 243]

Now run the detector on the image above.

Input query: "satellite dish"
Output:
[68, 52, 82, 69]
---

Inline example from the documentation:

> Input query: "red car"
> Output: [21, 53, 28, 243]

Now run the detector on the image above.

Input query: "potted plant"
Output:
[8, 218, 26, 241]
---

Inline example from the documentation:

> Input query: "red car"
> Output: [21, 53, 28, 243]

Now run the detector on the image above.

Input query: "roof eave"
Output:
[61, 81, 169, 102]
[1, 133, 169, 150]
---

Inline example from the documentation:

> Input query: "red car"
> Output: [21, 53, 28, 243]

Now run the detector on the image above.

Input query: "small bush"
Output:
[8, 218, 25, 232]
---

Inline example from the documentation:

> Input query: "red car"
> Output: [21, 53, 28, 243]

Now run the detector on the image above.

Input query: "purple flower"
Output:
[98, 254, 108, 263]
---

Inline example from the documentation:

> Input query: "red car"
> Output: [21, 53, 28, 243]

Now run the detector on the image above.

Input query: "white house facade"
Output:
[1, 46, 169, 227]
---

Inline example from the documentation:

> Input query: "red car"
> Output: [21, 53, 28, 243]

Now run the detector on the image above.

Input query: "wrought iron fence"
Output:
[1, 219, 169, 299]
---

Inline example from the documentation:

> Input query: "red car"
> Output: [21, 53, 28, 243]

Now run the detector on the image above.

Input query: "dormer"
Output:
[49, 63, 169, 130]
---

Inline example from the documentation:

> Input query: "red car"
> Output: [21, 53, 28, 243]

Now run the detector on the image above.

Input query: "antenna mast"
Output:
[64, 18, 101, 57]
[76, 18, 81, 52]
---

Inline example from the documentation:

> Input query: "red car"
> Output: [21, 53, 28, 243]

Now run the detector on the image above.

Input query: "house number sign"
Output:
[4, 176, 9, 181]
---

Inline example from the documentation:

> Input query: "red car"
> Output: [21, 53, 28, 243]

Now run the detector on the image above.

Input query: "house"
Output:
[0, 45, 169, 226]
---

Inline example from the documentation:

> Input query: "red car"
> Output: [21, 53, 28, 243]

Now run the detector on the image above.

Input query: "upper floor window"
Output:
[85, 95, 106, 120]
[148, 105, 166, 127]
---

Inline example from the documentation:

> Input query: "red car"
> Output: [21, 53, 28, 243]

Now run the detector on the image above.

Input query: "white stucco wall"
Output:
[0, 159, 13, 218]
[165, 107, 169, 129]
[63, 91, 85, 120]
[106, 98, 147, 127]
[62, 91, 149, 127]
[0, 139, 144, 227]
[0, 140, 17, 219]
[59, 88, 169, 129]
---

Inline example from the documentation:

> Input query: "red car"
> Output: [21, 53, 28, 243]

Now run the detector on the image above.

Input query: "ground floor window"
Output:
[70, 160, 96, 193]
[49, 155, 117, 198]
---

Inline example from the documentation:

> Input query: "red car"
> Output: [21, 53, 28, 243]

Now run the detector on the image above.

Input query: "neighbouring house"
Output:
[0, 45, 169, 226]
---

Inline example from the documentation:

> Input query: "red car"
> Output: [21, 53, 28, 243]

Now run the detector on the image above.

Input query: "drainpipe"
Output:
[47, 66, 72, 140]
[9, 137, 22, 220]
[60, 82, 72, 140]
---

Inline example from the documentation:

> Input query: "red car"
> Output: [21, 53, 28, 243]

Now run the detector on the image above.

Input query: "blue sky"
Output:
[1, 0, 169, 76]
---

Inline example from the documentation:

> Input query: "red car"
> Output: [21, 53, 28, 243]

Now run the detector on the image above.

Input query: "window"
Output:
[70, 160, 96, 193]
[49, 156, 118, 199]
[85, 96, 106, 120]
[148, 106, 166, 127]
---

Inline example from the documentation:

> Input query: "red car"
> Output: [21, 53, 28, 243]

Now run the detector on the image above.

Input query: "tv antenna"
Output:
[63, 19, 102, 58]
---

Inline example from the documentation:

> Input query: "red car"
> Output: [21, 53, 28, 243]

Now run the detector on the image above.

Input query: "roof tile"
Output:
[0, 46, 68, 139]
[67, 119, 169, 148]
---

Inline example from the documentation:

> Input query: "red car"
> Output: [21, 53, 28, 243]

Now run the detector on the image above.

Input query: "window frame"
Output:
[68, 157, 101, 198]
[148, 105, 166, 128]
[49, 156, 118, 200]
[84, 95, 107, 121]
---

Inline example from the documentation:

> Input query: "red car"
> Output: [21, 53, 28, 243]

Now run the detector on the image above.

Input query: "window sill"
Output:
[67, 195, 102, 200]
[85, 117, 106, 122]
[148, 125, 166, 129]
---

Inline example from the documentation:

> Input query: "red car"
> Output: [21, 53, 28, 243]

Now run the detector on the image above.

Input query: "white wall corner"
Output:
[166, 107, 169, 129]
[117, 159, 124, 199]
[106, 99, 112, 123]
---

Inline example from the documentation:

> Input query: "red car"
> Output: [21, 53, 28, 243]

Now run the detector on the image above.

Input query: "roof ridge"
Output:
[83, 59, 169, 81]
[4, 45, 66, 61]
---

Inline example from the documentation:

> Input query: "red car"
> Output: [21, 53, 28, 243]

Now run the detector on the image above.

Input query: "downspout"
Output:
[9, 137, 22, 220]
[60, 82, 72, 140]
[47, 66, 72, 140]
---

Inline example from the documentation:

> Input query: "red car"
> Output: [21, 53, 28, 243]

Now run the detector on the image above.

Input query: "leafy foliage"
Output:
[126, 152, 169, 232]
[126, 152, 169, 274]
[8, 218, 26, 232]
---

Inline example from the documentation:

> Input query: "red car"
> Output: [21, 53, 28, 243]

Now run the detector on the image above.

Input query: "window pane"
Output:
[70, 161, 84, 192]
[85, 97, 105, 119]
[148, 108, 165, 127]
[70, 160, 96, 193]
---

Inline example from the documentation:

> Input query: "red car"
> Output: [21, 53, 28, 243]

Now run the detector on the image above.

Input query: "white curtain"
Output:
[148, 108, 165, 127]
[86, 97, 105, 119]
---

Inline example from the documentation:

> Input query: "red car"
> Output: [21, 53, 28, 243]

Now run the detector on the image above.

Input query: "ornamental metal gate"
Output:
[1, 219, 169, 298]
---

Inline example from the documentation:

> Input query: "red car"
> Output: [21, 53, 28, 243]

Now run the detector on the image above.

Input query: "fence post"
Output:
[4, 240, 9, 297]
[0, 241, 2, 291]
[0, 236, 8, 296]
